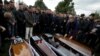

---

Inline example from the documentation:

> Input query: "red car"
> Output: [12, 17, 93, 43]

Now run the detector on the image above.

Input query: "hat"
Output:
[81, 14, 85, 17]
[90, 13, 95, 17]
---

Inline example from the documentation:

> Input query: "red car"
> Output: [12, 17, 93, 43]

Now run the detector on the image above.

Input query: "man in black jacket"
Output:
[16, 3, 26, 38]
[45, 9, 53, 33]
[76, 14, 89, 42]
[33, 8, 41, 34]
[39, 9, 53, 33]
[86, 14, 96, 47]
[0, 0, 6, 48]
[65, 15, 78, 39]
[0, 1, 10, 55]
[52, 14, 60, 33]
[24, 6, 36, 40]
[39, 10, 46, 33]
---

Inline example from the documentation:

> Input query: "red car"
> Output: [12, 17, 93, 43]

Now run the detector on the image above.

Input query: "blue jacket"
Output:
[66, 18, 79, 36]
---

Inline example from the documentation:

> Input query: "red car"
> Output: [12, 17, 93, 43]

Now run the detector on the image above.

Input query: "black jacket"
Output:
[24, 11, 35, 27]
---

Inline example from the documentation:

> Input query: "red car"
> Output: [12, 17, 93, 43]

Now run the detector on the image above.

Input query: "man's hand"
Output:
[0, 26, 6, 32]
[69, 36, 73, 40]
[11, 36, 16, 40]
[12, 23, 15, 26]
[78, 30, 82, 34]
[64, 34, 67, 38]
[33, 23, 36, 26]
[90, 28, 97, 34]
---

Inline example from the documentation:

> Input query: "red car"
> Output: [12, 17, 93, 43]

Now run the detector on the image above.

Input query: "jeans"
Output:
[25, 27, 33, 39]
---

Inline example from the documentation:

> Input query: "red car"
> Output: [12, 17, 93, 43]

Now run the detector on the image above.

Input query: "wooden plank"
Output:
[30, 38, 47, 56]
[11, 42, 33, 56]
[31, 36, 57, 56]
[55, 35, 92, 56]
[37, 40, 57, 56]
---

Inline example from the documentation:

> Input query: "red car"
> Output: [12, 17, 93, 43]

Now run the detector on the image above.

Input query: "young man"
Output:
[16, 3, 26, 38]
[86, 14, 96, 48]
[33, 8, 41, 34]
[76, 14, 89, 42]
[24, 6, 36, 40]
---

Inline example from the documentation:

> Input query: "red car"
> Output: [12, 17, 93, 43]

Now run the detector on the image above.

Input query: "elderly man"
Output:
[64, 15, 78, 39]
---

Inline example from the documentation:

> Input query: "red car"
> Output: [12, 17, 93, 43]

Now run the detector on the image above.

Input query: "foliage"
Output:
[34, 0, 48, 10]
[55, 0, 75, 15]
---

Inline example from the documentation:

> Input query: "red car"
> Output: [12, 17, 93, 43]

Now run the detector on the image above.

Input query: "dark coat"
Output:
[45, 13, 53, 33]
[66, 18, 78, 36]
[39, 13, 53, 33]
[78, 18, 87, 31]
[16, 10, 26, 37]
[0, 8, 5, 26]
[24, 11, 35, 27]
[33, 13, 41, 34]
[52, 16, 61, 33]
[79, 18, 95, 33]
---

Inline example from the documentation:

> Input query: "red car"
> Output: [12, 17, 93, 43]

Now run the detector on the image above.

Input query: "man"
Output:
[62, 14, 68, 35]
[59, 13, 68, 35]
[9, 1, 16, 12]
[39, 10, 47, 33]
[3, 0, 17, 38]
[4, 0, 10, 11]
[65, 15, 78, 39]
[33, 8, 41, 34]
[45, 9, 53, 33]
[4, 1, 17, 38]
[9, 1, 18, 35]
[76, 14, 89, 42]
[93, 20, 100, 55]
[86, 14, 96, 48]
[0, 0, 6, 49]
[16, 3, 26, 38]
[0, 0, 5, 27]
[24, 6, 36, 40]
[50, 12, 57, 34]
[52, 13, 61, 33]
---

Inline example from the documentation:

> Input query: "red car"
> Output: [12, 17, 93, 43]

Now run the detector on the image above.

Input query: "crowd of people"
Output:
[0, 0, 100, 55]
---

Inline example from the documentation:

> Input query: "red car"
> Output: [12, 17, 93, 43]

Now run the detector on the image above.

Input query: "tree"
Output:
[55, 0, 75, 15]
[90, 11, 100, 19]
[34, 0, 48, 10]
[95, 12, 100, 19]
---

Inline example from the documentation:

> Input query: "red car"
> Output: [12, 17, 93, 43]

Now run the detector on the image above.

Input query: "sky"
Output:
[14, 0, 100, 16]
